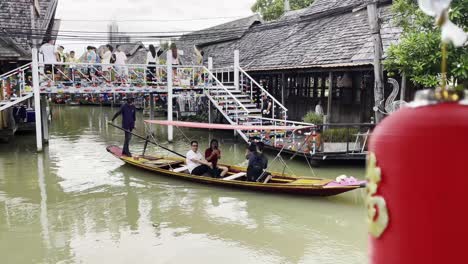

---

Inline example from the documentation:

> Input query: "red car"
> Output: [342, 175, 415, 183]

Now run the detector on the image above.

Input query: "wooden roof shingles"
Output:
[176, 14, 262, 66]
[204, 1, 400, 71]
[0, 0, 58, 59]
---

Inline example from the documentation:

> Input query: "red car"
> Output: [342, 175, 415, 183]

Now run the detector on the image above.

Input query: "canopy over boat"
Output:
[144, 120, 312, 131]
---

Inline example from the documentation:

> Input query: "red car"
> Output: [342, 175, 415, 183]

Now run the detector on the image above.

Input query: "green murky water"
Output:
[0, 106, 367, 264]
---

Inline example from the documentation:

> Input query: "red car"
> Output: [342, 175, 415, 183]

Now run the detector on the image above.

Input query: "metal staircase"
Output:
[0, 63, 33, 112]
[205, 66, 288, 143]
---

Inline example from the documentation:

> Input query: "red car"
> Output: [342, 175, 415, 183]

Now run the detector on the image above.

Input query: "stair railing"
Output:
[203, 66, 249, 123]
[238, 67, 288, 123]
[1, 63, 33, 100]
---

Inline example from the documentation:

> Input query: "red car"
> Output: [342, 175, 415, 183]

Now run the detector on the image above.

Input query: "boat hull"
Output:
[106, 145, 364, 196]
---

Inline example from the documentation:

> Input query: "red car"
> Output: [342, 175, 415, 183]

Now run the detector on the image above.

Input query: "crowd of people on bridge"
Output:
[38, 40, 186, 83]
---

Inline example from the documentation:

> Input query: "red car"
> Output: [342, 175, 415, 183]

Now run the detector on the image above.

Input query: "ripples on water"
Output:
[0, 106, 367, 264]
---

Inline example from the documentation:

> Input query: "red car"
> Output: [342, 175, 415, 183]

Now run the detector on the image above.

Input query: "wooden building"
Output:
[177, 0, 402, 123]
[0, 0, 60, 73]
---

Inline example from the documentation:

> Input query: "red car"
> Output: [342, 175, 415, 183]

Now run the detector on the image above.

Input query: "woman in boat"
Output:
[205, 139, 228, 178]
[186, 141, 214, 177]
[246, 142, 269, 182]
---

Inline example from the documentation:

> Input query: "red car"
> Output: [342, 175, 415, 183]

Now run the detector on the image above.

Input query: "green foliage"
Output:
[384, 0, 468, 88]
[302, 111, 323, 124]
[251, 0, 314, 21]
[322, 128, 359, 143]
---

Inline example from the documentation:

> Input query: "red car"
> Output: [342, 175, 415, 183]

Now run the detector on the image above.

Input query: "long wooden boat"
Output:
[107, 145, 366, 196]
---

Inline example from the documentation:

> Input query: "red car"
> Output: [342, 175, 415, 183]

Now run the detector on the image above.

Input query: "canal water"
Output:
[0, 106, 367, 264]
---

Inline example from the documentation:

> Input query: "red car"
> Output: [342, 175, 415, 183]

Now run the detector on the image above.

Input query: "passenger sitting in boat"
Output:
[246, 142, 269, 182]
[186, 141, 214, 176]
[205, 139, 228, 178]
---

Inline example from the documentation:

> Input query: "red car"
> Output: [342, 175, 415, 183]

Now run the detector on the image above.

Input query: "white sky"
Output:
[55, 0, 257, 56]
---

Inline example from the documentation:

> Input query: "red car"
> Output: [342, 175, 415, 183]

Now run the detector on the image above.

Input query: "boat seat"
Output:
[172, 166, 189, 173]
[223, 172, 246, 181]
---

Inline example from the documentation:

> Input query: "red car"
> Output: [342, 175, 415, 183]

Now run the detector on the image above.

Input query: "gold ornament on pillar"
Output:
[366, 152, 389, 238]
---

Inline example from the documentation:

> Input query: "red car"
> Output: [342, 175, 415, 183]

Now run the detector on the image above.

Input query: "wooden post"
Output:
[234, 50, 239, 90]
[149, 93, 154, 134]
[41, 96, 49, 143]
[0, 81, 3, 129]
[166, 52, 173, 142]
[32, 48, 42, 151]
[367, 1, 385, 123]
[281, 73, 285, 106]
[401, 73, 406, 101]
[149, 93, 155, 120]
[327, 72, 333, 123]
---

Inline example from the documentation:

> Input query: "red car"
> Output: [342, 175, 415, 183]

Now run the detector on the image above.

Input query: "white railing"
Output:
[1, 63, 33, 100]
[238, 67, 288, 123]
[28, 62, 210, 94]
[212, 66, 234, 84]
[203, 66, 249, 122]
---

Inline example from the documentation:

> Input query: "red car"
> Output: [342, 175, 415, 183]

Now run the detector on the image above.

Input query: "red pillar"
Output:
[368, 102, 468, 263]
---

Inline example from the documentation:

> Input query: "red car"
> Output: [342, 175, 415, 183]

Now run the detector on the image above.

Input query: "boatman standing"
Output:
[111, 97, 136, 157]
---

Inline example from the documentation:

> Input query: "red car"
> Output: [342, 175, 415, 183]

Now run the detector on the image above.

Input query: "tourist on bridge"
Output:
[66, 51, 78, 79]
[101, 45, 113, 79]
[84, 46, 98, 77]
[114, 45, 128, 79]
[111, 97, 136, 157]
[146, 44, 160, 83]
[39, 39, 57, 76]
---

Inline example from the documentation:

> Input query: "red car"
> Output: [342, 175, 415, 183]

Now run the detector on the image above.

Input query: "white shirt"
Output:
[315, 104, 324, 116]
[40, 43, 57, 63]
[115, 51, 127, 65]
[186, 150, 203, 173]
[146, 51, 158, 64]
[102, 50, 112, 64]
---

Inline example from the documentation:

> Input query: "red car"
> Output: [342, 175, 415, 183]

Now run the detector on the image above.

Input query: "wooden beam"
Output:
[401, 73, 406, 101]
[313, 75, 318, 98]
[367, 1, 384, 123]
[327, 72, 333, 122]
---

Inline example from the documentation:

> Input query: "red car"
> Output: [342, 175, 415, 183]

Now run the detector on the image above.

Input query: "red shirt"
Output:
[205, 148, 221, 167]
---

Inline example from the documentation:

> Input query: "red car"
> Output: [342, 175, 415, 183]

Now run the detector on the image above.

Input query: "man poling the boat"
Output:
[110, 97, 136, 157]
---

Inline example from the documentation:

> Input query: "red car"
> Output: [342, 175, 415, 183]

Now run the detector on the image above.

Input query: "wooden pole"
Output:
[234, 50, 239, 90]
[367, 1, 384, 123]
[149, 93, 155, 120]
[41, 96, 49, 143]
[327, 72, 333, 123]
[281, 73, 285, 106]
[401, 73, 406, 101]
[149, 93, 154, 134]
[166, 52, 173, 142]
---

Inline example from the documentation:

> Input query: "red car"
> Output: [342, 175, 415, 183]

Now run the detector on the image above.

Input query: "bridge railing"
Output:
[34, 62, 206, 93]
[1, 63, 33, 100]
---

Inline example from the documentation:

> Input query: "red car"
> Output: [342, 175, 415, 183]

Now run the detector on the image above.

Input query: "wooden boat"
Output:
[106, 145, 365, 196]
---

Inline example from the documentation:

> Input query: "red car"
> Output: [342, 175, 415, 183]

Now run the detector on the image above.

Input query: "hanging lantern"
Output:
[367, 90, 468, 264]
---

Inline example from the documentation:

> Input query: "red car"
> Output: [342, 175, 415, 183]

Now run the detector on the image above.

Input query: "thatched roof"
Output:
[0, 0, 59, 60]
[175, 14, 263, 65]
[175, 0, 400, 71]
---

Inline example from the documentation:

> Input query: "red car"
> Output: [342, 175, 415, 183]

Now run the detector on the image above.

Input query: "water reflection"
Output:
[0, 106, 367, 264]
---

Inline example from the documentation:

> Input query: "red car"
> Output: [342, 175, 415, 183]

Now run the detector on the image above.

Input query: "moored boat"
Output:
[106, 145, 365, 196]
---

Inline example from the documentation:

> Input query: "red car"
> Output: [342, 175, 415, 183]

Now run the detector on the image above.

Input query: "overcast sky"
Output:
[55, 0, 257, 56]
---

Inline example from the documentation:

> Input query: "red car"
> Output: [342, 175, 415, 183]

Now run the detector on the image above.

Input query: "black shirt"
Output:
[112, 103, 136, 130]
